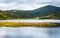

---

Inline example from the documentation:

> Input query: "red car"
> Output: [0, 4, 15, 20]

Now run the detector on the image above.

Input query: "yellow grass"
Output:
[0, 22, 56, 27]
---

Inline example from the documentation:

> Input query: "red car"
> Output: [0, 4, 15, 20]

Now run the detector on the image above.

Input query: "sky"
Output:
[0, 0, 60, 10]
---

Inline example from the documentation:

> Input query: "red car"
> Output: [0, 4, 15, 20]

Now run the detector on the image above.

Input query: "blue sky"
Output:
[0, 0, 60, 10]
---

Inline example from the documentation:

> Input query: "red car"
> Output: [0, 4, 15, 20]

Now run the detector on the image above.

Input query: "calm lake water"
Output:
[0, 20, 60, 23]
[0, 27, 60, 38]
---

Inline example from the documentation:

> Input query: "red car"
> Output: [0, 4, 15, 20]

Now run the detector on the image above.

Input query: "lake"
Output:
[0, 27, 60, 38]
[0, 20, 60, 23]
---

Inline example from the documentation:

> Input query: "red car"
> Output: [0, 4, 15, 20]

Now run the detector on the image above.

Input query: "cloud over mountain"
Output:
[0, 0, 60, 10]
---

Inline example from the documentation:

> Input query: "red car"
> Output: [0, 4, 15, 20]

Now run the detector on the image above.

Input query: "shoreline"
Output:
[0, 20, 60, 27]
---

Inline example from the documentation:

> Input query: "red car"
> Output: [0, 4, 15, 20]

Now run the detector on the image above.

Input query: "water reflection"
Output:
[0, 27, 60, 38]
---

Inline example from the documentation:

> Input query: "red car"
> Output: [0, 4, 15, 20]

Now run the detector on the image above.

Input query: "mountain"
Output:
[33, 5, 60, 17]
[0, 5, 60, 20]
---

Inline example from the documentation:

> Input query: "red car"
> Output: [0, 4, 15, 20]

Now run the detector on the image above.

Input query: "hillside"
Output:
[41, 12, 60, 19]
[0, 10, 11, 20]
[33, 5, 60, 17]
[0, 5, 60, 20]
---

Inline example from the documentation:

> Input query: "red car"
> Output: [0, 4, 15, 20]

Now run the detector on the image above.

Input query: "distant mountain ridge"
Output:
[33, 5, 60, 16]
[0, 5, 60, 20]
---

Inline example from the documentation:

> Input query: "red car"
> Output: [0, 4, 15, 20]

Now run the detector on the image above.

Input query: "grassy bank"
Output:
[0, 22, 57, 27]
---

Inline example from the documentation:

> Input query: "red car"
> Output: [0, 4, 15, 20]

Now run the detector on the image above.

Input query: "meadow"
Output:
[0, 22, 57, 27]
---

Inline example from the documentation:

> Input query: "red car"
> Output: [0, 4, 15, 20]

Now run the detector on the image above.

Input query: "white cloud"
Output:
[0, 0, 60, 10]
[0, 2, 48, 10]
